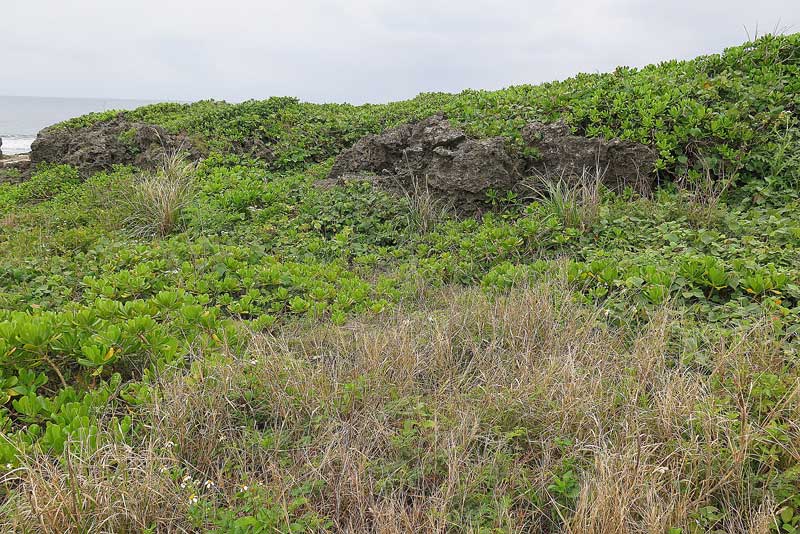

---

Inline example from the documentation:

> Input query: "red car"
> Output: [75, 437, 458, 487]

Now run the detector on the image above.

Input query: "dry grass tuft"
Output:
[0, 440, 186, 533]
[678, 158, 738, 227]
[0, 213, 19, 229]
[400, 173, 452, 234]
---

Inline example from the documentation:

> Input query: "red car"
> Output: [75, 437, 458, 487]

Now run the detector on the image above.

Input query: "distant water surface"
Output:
[0, 95, 159, 155]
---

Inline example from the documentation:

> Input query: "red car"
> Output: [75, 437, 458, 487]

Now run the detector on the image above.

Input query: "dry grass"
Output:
[0, 440, 186, 533]
[0, 213, 19, 229]
[400, 173, 452, 234]
[678, 158, 738, 227]
[2, 280, 796, 532]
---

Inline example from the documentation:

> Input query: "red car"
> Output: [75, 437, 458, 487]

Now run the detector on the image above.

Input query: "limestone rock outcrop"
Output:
[327, 114, 523, 208]
[30, 117, 204, 175]
[522, 120, 657, 192]
[326, 114, 658, 209]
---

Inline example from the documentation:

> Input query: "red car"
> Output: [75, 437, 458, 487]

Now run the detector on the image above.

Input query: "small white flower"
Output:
[165, 441, 176, 448]
[241, 485, 249, 491]
[5, 463, 11, 469]
[204, 479, 215, 489]
[189, 494, 198, 504]
[180, 482, 187, 488]
[250, 359, 258, 365]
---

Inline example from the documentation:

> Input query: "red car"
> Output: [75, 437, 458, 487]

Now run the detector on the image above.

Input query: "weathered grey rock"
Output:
[231, 137, 274, 163]
[30, 116, 205, 175]
[328, 123, 414, 177]
[327, 114, 658, 212]
[522, 120, 657, 192]
[427, 138, 520, 193]
[328, 114, 523, 210]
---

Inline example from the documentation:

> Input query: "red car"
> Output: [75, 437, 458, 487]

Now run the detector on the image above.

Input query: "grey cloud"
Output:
[2, 0, 796, 103]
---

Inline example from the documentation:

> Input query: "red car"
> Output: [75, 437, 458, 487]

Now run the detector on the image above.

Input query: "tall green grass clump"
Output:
[536, 168, 603, 230]
[122, 149, 196, 237]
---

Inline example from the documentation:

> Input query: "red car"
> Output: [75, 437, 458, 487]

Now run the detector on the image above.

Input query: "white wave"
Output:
[1, 137, 34, 155]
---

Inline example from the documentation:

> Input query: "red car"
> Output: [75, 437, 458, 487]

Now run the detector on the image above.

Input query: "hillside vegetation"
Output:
[0, 34, 799, 532]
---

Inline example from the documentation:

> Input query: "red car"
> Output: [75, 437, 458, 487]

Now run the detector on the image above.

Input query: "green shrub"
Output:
[0, 165, 80, 213]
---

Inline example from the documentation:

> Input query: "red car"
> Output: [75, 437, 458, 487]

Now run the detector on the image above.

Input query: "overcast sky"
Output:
[2, 1, 796, 104]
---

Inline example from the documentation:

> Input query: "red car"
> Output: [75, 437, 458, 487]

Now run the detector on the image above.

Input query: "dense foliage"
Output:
[1, 34, 799, 532]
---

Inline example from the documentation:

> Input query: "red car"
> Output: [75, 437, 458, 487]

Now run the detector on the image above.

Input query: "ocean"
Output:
[0, 95, 158, 155]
